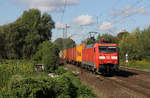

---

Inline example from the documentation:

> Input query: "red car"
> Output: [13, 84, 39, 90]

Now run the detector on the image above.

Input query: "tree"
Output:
[0, 28, 6, 58]
[54, 38, 76, 50]
[0, 9, 55, 59]
[97, 33, 118, 43]
[119, 33, 142, 60]
[138, 26, 150, 61]
[81, 37, 96, 45]
[117, 31, 129, 41]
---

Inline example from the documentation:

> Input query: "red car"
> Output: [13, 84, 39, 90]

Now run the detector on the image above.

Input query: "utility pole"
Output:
[96, 16, 99, 25]
[63, 28, 65, 38]
[64, 24, 70, 38]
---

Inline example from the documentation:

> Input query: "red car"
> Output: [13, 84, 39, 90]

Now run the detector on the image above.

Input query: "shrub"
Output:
[4, 77, 55, 98]
[33, 41, 60, 73]
[77, 85, 97, 98]
[55, 71, 97, 98]
[55, 66, 67, 75]
[3, 71, 97, 98]
[54, 74, 78, 98]
[0, 61, 97, 98]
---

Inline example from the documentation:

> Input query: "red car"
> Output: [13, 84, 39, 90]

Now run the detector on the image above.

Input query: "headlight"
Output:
[111, 56, 117, 59]
[99, 56, 105, 59]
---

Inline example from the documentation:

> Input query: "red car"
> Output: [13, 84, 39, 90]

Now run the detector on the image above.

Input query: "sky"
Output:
[0, 0, 150, 44]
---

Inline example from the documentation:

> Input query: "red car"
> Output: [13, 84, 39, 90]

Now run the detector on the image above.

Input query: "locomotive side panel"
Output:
[82, 47, 95, 68]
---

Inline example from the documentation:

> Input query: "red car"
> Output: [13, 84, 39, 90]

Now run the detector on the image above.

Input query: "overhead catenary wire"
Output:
[56, 0, 68, 39]
[112, 0, 145, 23]
[100, 0, 143, 34]
[60, 0, 68, 38]
[96, 0, 124, 35]
[104, 0, 147, 34]
[96, 0, 123, 25]
[61, 0, 67, 23]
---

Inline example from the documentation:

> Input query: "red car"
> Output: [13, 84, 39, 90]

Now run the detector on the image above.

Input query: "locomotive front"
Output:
[96, 43, 119, 74]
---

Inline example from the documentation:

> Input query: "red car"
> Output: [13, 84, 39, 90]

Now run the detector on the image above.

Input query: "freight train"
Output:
[60, 40, 119, 75]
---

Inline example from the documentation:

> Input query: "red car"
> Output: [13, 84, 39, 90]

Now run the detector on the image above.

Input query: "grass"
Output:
[120, 60, 150, 71]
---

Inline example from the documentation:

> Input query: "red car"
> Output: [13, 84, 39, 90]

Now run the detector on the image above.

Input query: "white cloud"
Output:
[12, 0, 79, 12]
[110, 5, 147, 17]
[73, 15, 95, 26]
[134, 6, 146, 14]
[98, 21, 115, 31]
[55, 22, 65, 29]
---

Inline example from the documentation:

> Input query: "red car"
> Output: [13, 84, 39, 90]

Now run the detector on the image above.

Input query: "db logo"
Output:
[106, 56, 110, 59]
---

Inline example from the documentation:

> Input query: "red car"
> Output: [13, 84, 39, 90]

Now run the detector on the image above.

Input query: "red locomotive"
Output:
[61, 40, 119, 75]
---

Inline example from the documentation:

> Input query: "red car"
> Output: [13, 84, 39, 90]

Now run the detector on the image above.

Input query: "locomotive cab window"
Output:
[99, 46, 117, 53]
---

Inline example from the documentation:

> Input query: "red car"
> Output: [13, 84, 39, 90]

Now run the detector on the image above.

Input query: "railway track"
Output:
[96, 70, 150, 97]
[106, 76, 150, 98]
[65, 64, 150, 98]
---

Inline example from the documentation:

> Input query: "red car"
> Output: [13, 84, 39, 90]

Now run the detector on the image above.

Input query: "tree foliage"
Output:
[54, 38, 76, 50]
[33, 41, 60, 73]
[119, 33, 142, 60]
[81, 37, 96, 45]
[119, 27, 150, 61]
[81, 33, 118, 45]
[97, 33, 118, 43]
[138, 27, 150, 61]
[0, 9, 55, 59]
[117, 31, 129, 41]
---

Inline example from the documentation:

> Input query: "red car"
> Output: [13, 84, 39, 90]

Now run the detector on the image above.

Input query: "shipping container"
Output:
[76, 45, 85, 63]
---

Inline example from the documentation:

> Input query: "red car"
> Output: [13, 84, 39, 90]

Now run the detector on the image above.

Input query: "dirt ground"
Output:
[65, 64, 150, 98]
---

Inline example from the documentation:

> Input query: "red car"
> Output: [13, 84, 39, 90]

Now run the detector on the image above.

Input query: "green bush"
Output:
[54, 73, 78, 97]
[0, 60, 97, 98]
[33, 41, 60, 73]
[55, 66, 67, 75]
[55, 71, 97, 98]
[2, 70, 97, 98]
[77, 85, 97, 98]
[4, 77, 55, 98]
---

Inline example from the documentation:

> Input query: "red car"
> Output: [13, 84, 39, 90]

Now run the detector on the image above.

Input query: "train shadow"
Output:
[114, 69, 138, 77]
[97, 70, 138, 77]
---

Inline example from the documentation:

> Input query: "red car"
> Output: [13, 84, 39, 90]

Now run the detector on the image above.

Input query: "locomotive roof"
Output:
[84, 43, 117, 49]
